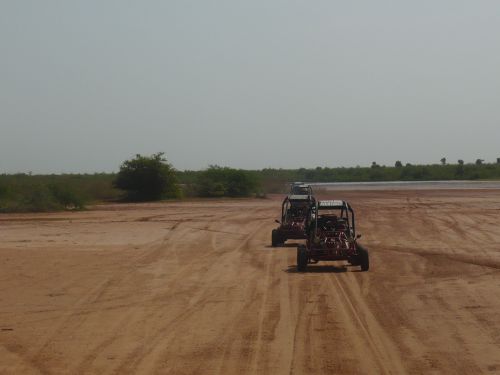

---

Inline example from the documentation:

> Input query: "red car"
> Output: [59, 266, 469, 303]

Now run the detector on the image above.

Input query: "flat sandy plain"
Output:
[1, 189, 500, 374]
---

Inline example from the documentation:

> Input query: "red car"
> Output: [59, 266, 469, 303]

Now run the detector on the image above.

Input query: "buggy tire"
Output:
[279, 236, 286, 246]
[357, 244, 370, 271]
[297, 245, 308, 272]
[271, 229, 279, 247]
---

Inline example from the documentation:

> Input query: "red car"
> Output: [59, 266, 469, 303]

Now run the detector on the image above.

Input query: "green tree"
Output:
[395, 161, 403, 168]
[475, 159, 484, 166]
[455, 164, 465, 178]
[114, 153, 180, 201]
[440, 157, 446, 165]
[458, 159, 464, 165]
[197, 166, 259, 197]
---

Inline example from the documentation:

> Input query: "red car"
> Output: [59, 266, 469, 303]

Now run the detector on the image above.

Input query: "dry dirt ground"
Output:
[1, 190, 500, 374]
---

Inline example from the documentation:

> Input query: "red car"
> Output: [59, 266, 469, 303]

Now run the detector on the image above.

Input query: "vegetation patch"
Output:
[2, 158, 500, 212]
[113, 153, 181, 201]
[0, 176, 89, 212]
[195, 166, 261, 198]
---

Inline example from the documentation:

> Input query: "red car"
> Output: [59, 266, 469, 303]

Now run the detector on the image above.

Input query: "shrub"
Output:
[0, 183, 7, 199]
[0, 181, 87, 213]
[49, 184, 86, 209]
[23, 185, 61, 212]
[197, 166, 260, 197]
[114, 153, 180, 201]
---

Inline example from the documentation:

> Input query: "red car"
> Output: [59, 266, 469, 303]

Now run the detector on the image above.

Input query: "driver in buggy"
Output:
[318, 215, 337, 232]
[288, 205, 306, 220]
[306, 214, 337, 244]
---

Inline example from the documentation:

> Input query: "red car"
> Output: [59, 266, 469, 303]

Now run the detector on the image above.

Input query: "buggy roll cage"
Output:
[281, 195, 311, 222]
[310, 200, 356, 237]
[290, 183, 314, 196]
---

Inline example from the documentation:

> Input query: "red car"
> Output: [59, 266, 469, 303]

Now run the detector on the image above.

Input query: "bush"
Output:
[114, 153, 180, 201]
[48, 184, 86, 209]
[0, 179, 87, 213]
[23, 185, 61, 212]
[197, 166, 260, 197]
[0, 183, 7, 200]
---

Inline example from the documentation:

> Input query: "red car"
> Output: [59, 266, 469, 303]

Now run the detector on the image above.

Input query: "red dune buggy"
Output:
[297, 200, 369, 271]
[272, 194, 314, 247]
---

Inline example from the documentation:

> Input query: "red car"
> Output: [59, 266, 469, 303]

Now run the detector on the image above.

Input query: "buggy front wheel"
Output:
[297, 245, 308, 272]
[271, 229, 279, 247]
[357, 245, 369, 271]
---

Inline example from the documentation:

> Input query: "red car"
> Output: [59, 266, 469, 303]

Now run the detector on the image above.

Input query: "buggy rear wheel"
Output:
[357, 244, 369, 271]
[297, 245, 308, 272]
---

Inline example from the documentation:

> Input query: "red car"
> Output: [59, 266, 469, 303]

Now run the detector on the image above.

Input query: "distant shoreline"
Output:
[311, 180, 500, 190]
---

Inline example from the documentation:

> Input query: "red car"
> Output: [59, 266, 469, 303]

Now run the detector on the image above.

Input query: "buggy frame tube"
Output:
[313, 201, 356, 238]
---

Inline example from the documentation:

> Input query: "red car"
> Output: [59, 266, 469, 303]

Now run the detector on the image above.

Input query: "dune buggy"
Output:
[297, 200, 369, 271]
[290, 182, 314, 196]
[272, 194, 314, 247]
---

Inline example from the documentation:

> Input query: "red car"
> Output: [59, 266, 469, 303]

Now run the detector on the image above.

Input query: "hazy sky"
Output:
[1, 1, 499, 173]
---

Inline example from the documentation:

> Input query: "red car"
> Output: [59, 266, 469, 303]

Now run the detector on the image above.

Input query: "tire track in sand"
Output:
[325, 273, 407, 374]
[115, 220, 269, 374]
[26, 222, 187, 372]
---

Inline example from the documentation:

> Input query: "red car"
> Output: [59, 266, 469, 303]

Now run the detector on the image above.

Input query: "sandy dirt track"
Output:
[1, 190, 500, 374]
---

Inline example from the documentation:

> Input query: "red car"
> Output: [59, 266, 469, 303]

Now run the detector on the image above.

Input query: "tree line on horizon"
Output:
[2, 154, 500, 212]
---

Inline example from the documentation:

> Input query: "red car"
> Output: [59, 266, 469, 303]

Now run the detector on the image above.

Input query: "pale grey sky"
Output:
[1, 1, 499, 173]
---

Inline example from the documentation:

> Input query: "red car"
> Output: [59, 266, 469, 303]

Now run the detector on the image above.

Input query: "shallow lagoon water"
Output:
[311, 180, 500, 190]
